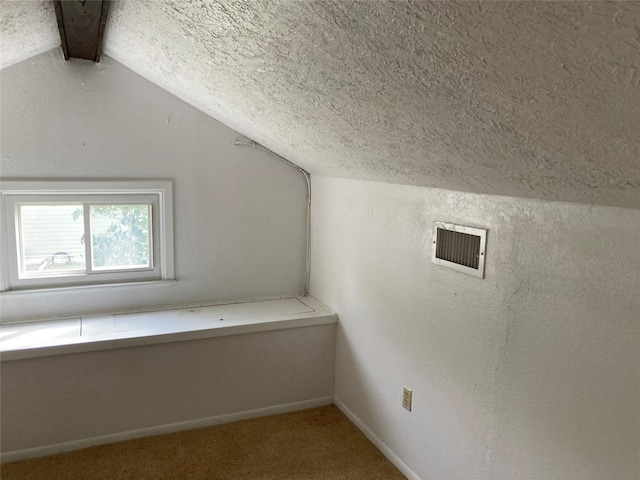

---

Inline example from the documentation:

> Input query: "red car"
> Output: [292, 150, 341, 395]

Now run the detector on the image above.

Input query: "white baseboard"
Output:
[1, 396, 334, 464]
[334, 395, 422, 480]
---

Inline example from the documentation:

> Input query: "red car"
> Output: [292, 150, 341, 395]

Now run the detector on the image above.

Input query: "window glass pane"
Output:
[90, 205, 151, 270]
[19, 204, 86, 275]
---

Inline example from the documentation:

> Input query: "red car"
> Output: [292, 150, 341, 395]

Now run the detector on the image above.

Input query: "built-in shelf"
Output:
[0, 296, 337, 361]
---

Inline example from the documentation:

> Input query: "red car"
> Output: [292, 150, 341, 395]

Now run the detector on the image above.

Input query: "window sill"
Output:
[0, 296, 337, 361]
[0, 279, 177, 296]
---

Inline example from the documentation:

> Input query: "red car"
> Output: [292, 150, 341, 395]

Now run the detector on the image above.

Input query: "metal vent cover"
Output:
[431, 222, 487, 278]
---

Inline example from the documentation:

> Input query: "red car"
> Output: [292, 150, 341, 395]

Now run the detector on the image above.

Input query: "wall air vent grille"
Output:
[431, 222, 487, 278]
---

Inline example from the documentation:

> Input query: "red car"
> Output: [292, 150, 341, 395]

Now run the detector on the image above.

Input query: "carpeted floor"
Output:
[1, 405, 406, 479]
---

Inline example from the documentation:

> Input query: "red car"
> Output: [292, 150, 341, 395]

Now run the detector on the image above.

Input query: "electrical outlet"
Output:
[402, 387, 412, 412]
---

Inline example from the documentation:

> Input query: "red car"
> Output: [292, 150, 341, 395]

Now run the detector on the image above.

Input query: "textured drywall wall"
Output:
[1, 324, 335, 453]
[310, 176, 640, 480]
[2, 1, 639, 208]
[0, 49, 307, 321]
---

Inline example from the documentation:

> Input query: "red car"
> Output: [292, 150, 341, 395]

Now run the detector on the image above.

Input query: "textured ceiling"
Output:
[1, 1, 639, 208]
[0, 0, 58, 68]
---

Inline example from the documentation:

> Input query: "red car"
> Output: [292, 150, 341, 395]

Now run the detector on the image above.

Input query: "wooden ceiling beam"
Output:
[53, 0, 109, 62]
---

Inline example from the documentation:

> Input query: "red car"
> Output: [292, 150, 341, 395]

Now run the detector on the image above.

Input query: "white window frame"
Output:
[1, 181, 174, 292]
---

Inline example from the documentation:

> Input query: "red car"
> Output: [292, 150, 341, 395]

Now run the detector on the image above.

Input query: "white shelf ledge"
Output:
[0, 296, 336, 361]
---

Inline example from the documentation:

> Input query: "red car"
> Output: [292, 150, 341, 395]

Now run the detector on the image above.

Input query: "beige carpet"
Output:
[2, 405, 406, 479]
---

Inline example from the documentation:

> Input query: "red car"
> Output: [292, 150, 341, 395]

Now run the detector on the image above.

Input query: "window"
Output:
[1, 181, 174, 291]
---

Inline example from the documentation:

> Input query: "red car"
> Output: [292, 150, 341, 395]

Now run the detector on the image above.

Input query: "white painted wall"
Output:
[0, 51, 332, 461]
[1, 324, 335, 455]
[0, 49, 307, 322]
[310, 176, 640, 480]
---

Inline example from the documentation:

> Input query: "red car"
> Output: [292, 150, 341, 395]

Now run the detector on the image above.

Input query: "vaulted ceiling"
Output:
[2, 1, 639, 208]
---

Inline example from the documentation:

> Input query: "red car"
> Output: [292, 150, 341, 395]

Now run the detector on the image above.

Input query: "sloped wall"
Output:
[310, 176, 640, 480]
[0, 49, 307, 321]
